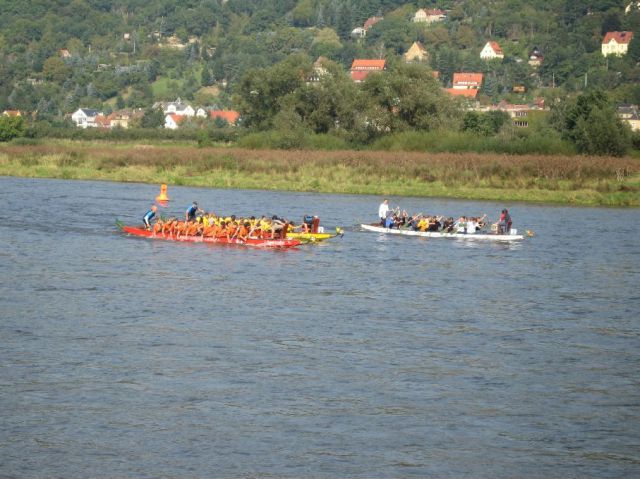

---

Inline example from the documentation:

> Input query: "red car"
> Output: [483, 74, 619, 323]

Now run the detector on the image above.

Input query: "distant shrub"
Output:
[10, 137, 41, 146]
[197, 128, 239, 147]
[370, 130, 575, 155]
[306, 134, 350, 150]
[24, 123, 202, 142]
[0, 116, 25, 142]
[631, 130, 640, 151]
[236, 131, 351, 151]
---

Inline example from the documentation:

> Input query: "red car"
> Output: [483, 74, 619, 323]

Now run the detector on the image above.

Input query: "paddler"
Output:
[142, 205, 158, 230]
[270, 215, 286, 239]
[234, 221, 251, 242]
[185, 202, 202, 222]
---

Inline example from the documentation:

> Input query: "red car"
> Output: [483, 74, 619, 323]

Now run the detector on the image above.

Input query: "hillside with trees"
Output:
[0, 0, 639, 154]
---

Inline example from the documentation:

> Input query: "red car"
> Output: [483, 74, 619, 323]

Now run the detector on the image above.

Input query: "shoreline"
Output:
[1, 141, 638, 207]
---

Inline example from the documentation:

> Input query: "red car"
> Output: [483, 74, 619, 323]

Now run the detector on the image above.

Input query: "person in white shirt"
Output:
[378, 199, 389, 225]
[466, 217, 476, 234]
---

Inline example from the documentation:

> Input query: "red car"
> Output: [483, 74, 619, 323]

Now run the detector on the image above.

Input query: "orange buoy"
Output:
[155, 184, 169, 206]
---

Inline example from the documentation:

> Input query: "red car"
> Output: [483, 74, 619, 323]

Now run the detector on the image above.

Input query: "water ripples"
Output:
[1, 177, 639, 478]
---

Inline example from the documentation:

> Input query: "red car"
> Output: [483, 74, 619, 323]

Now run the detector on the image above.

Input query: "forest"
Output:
[0, 0, 639, 154]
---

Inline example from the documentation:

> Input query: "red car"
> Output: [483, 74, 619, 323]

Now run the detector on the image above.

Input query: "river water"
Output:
[1, 177, 639, 478]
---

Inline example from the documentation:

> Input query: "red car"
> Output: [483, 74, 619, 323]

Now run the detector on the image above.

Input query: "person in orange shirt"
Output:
[176, 221, 188, 236]
[226, 221, 237, 239]
[167, 219, 179, 236]
[186, 221, 200, 236]
[234, 221, 251, 242]
[152, 218, 164, 235]
[216, 221, 228, 239]
[203, 222, 216, 237]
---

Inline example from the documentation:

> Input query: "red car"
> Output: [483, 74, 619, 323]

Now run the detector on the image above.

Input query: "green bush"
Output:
[10, 137, 41, 145]
[630, 130, 640, 151]
[24, 123, 202, 142]
[0, 116, 26, 142]
[235, 130, 351, 151]
[369, 130, 575, 155]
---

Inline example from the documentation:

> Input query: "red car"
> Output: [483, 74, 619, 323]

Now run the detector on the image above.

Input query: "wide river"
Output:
[1, 177, 639, 478]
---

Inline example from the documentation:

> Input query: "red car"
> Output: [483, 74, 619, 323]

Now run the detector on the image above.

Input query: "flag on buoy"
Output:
[156, 184, 169, 207]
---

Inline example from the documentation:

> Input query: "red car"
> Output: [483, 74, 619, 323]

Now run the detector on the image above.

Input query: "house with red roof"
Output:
[446, 88, 479, 99]
[209, 110, 240, 125]
[446, 72, 483, 100]
[106, 109, 143, 129]
[452, 73, 483, 90]
[480, 41, 504, 60]
[602, 31, 634, 57]
[364, 16, 383, 30]
[94, 115, 112, 129]
[2, 110, 22, 117]
[164, 113, 187, 130]
[350, 59, 386, 82]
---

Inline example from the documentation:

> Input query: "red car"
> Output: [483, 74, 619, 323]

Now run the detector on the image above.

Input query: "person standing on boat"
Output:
[142, 205, 157, 230]
[497, 209, 512, 234]
[186, 202, 202, 222]
[378, 199, 389, 226]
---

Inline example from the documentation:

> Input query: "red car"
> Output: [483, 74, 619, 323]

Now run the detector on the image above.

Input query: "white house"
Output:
[602, 31, 634, 57]
[413, 8, 446, 23]
[195, 107, 208, 118]
[351, 27, 366, 39]
[166, 99, 195, 116]
[480, 41, 504, 60]
[626, 2, 640, 14]
[164, 113, 186, 129]
[618, 104, 640, 131]
[154, 98, 195, 117]
[71, 108, 103, 128]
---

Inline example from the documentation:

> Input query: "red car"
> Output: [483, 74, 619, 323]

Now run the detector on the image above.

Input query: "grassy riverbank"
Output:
[1, 141, 639, 206]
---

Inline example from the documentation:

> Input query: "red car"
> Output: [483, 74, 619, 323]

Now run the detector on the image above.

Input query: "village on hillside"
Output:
[2, 2, 639, 135]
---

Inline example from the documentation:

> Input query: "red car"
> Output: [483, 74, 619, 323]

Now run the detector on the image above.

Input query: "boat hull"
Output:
[360, 224, 524, 241]
[286, 231, 339, 242]
[121, 226, 301, 248]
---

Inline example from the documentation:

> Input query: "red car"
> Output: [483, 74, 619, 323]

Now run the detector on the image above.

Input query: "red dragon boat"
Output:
[120, 226, 301, 248]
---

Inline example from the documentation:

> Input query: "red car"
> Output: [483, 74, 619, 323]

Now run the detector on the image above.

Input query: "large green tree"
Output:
[552, 90, 631, 156]
[42, 57, 72, 84]
[0, 115, 25, 141]
[233, 53, 313, 129]
[361, 62, 461, 133]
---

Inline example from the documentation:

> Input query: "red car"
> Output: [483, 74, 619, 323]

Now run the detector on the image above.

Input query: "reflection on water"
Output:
[1, 177, 639, 478]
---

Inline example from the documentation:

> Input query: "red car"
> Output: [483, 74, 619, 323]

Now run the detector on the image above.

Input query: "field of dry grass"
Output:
[1, 142, 638, 206]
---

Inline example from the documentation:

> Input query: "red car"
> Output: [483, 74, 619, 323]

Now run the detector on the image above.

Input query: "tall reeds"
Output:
[1, 142, 638, 206]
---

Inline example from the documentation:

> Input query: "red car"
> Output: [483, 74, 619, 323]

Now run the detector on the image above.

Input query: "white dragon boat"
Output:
[360, 224, 525, 241]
